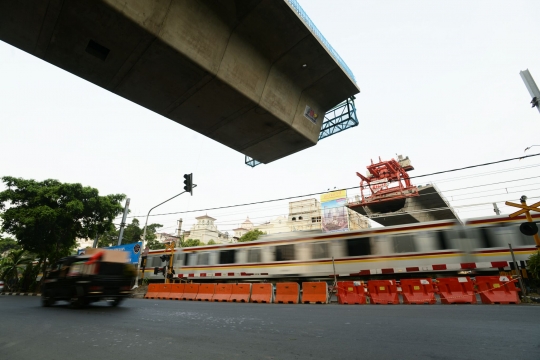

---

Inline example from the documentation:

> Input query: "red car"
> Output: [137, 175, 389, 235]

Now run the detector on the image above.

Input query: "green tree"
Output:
[181, 238, 201, 247]
[97, 218, 164, 250]
[207, 239, 216, 245]
[0, 236, 21, 254]
[0, 249, 33, 291]
[238, 229, 265, 242]
[527, 251, 540, 286]
[0, 176, 125, 278]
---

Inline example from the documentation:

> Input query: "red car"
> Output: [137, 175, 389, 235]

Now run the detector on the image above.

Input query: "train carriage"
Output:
[142, 213, 539, 283]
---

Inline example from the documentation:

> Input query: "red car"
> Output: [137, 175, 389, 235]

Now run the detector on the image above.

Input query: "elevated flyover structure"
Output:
[0, 0, 360, 164]
[347, 156, 460, 226]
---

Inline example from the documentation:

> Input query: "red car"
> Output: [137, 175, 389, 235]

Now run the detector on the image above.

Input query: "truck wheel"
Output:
[110, 298, 123, 307]
[41, 290, 54, 307]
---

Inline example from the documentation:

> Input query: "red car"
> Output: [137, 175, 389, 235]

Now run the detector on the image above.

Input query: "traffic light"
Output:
[159, 255, 168, 263]
[162, 265, 167, 277]
[153, 267, 159, 275]
[183, 173, 193, 195]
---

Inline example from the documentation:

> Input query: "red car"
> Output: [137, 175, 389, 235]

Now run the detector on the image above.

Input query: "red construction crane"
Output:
[356, 155, 419, 213]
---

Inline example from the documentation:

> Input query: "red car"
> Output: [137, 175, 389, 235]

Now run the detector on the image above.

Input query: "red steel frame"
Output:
[356, 156, 419, 207]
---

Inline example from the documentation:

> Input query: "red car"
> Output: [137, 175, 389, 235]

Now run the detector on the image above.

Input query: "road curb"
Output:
[0, 292, 41, 296]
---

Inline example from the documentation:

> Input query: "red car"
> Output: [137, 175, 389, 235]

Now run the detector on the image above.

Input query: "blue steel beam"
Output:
[246, 97, 358, 167]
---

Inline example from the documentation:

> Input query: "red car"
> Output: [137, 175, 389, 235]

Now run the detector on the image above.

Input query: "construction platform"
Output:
[347, 184, 460, 227]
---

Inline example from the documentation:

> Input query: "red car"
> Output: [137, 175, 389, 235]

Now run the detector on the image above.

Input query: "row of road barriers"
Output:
[144, 282, 328, 304]
[337, 276, 521, 305]
[143, 276, 520, 305]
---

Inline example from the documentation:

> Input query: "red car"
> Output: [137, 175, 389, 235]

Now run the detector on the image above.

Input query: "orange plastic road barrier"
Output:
[301, 282, 328, 304]
[275, 282, 299, 304]
[182, 283, 200, 301]
[212, 283, 233, 302]
[400, 279, 436, 304]
[367, 280, 399, 304]
[475, 276, 520, 304]
[250, 283, 273, 303]
[229, 283, 251, 302]
[336, 281, 367, 305]
[196, 283, 216, 301]
[436, 277, 476, 304]
[144, 284, 161, 299]
[168, 283, 185, 300]
[152, 283, 172, 300]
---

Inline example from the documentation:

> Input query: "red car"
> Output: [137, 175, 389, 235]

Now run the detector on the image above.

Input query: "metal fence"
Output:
[284, 0, 356, 83]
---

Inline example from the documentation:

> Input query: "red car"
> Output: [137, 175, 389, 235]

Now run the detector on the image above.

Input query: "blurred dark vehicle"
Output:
[41, 249, 136, 308]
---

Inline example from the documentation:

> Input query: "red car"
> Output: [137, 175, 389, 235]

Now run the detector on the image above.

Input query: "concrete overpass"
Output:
[0, 0, 360, 164]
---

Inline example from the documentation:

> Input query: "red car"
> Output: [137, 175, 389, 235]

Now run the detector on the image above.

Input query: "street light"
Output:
[133, 177, 196, 288]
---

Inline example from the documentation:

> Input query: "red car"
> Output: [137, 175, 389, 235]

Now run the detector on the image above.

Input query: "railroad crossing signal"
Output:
[505, 195, 540, 247]
[164, 241, 176, 283]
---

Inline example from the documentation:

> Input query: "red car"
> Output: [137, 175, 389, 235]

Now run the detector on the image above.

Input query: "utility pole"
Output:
[519, 69, 540, 115]
[117, 198, 130, 246]
[177, 218, 183, 245]
[493, 203, 501, 215]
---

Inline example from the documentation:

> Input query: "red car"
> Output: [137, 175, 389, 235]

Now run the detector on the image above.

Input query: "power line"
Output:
[125, 153, 540, 219]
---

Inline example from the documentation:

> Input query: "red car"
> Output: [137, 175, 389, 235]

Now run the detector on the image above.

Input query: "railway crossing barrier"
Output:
[250, 283, 273, 303]
[182, 283, 199, 300]
[230, 283, 251, 302]
[336, 281, 367, 304]
[435, 277, 477, 304]
[400, 279, 436, 304]
[169, 283, 185, 300]
[275, 282, 300, 304]
[301, 282, 328, 304]
[475, 276, 520, 304]
[367, 280, 399, 304]
[213, 283, 233, 302]
[196, 283, 216, 301]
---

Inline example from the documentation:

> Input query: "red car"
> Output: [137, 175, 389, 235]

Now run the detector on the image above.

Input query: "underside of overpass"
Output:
[0, 0, 360, 164]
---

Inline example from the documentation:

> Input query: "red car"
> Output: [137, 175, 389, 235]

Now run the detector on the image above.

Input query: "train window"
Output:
[186, 253, 197, 266]
[435, 231, 450, 250]
[219, 250, 236, 264]
[197, 252, 209, 265]
[311, 242, 329, 259]
[478, 227, 495, 248]
[247, 248, 261, 263]
[392, 235, 416, 253]
[275, 245, 295, 261]
[150, 257, 162, 267]
[175, 253, 184, 262]
[346, 238, 371, 256]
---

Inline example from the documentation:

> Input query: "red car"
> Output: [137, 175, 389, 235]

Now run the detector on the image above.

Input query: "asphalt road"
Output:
[1, 296, 539, 360]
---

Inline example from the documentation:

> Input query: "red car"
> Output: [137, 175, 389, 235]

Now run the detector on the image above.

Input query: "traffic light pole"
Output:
[133, 184, 197, 289]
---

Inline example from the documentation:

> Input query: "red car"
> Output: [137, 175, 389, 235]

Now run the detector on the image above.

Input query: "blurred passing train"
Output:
[143, 214, 539, 282]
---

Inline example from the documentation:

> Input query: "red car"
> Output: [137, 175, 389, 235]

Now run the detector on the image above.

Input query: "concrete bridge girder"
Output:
[0, 0, 359, 163]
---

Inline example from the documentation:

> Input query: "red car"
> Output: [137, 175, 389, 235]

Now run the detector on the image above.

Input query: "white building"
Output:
[187, 214, 230, 244]
[232, 198, 370, 239]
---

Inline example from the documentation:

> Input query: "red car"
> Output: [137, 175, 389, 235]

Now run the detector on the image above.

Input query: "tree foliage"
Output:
[527, 251, 540, 284]
[238, 229, 265, 242]
[0, 249, 33, 291]
[207, 239, 216, 245]
[0, 176, 125, 265]
[96, 218, 164, 250]
[181, 238, 201, 247]
[0, 236, 21, 254]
